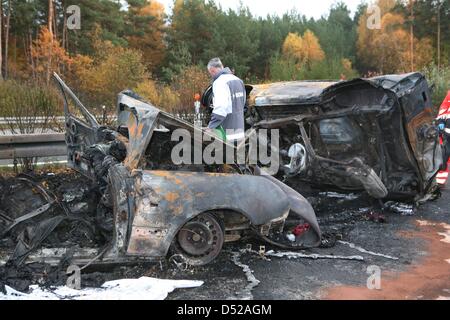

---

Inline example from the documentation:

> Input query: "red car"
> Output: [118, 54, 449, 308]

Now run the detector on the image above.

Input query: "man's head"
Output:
[207, 57, 223, 78]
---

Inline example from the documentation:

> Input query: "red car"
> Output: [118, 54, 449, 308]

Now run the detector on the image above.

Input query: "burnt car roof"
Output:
[248, 72, 425, 107]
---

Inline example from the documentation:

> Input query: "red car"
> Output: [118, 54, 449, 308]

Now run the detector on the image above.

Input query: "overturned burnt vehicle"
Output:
[0, 73, 322, 269]
[203, 72, 443, 201]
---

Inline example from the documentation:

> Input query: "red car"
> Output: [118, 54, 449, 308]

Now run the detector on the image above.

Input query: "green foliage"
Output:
[422, 64, 450, 107]
[269, 54, 302, 81]
[0, 80, 61, 133]
[312, 2, 357, 62]
[1, 0, 449, 113]
[301, 58, 358, 80]
[63, 0, 127, 55]
[167, 0, 219, 65]
[270, 54, 358, 81]
[161, 41, 193, 83]
[203, 8, 260, 79]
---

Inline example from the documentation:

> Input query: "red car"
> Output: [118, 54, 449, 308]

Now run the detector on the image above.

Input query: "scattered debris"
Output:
[364, 211, 387, 223]
[0, 277, 203, 300]
[265, 250, 364, 261]
[230, 251, 260, 300]
[337, 241, 399, 260]
[240, 245, 271, 262]
[384, 201, 415, 216]
[292, 223, 310, 236]
[286, 234, 296, 242]
[168, 254, 189, 272]
[62, 189, 87, 203]
[318, 192, 360, 201]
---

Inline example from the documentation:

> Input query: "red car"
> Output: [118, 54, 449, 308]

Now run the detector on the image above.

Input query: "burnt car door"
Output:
[53, 73, 100, 179]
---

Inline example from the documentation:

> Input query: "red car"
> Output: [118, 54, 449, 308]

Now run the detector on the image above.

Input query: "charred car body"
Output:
[0, 74, 322, 268]
[203, 72, 443, 201]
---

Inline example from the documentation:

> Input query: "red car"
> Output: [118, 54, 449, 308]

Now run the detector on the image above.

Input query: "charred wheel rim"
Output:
[175, 213, 224, 266]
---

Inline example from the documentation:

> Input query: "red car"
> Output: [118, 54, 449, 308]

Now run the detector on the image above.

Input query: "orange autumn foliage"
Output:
[282, 30, 325, 70]
[31, 27, 72, 84]
[357, 1, 433, 73]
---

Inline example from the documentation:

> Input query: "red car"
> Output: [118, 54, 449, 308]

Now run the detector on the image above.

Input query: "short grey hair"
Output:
[207, 57, 223, 70]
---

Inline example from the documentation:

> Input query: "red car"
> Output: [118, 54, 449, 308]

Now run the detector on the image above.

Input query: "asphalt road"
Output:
[1, 170, 448, 300]
[164, 187, 450, 300]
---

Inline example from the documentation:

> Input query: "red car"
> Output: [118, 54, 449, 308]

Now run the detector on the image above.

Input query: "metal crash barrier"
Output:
[0, 133, 67, 160]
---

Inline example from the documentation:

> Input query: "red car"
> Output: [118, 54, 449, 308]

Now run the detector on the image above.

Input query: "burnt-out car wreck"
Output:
[0, 72, 442, 275]
[203, 72, 443, 201]
[0, 74, 321, 269]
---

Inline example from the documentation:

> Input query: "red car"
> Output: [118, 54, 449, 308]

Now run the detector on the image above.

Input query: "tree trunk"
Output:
[47, 0, 55, 85]
[0, 1, 3, 80]
[62, 0, 67, 51]
[437, 2, 441, 70]
[29, 31, 36, 79]
[4, 0, 11, 79]
[52, 0, 58, 40]
[48, 0, 54, 37]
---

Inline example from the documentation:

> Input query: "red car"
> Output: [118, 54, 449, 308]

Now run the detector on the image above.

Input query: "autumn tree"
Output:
[282, 30, 324, 70]
[282, 32, 304, 65]
[70, 36, 147, 109]
[396, 0, 450, 69]
[134, 79, 180, 112]
[302, 30, 325, 68]
[171, 65, 210, 113]
[31, 26, 71, 84]
[357, 1, 434, 74]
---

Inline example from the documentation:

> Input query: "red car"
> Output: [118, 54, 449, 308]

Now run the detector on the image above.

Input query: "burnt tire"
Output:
[171, 212, 224, 266]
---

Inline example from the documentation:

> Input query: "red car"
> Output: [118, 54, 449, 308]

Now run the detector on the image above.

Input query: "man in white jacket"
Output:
[206, 58, 246, 142]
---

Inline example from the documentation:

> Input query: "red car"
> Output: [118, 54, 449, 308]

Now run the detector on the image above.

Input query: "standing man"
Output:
[206, 57, 246, 142]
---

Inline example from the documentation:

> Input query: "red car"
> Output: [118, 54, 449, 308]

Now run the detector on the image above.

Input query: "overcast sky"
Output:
[157, 0, 364, 20]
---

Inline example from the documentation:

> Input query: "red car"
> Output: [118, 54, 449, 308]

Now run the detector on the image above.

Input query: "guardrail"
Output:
[0, 113, 207, 125]
[0, 133, 67, 160]
[0, 116, 65, 125]
[0, 112, 208, 161]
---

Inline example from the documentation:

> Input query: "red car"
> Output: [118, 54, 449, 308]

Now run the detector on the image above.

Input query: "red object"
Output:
[292, 223, 310, 236]
[194, 93, 201, 101]
[436, 91, 450, 186]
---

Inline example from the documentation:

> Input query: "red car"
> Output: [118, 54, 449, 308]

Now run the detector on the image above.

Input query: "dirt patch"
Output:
[323, 219, 450, 300]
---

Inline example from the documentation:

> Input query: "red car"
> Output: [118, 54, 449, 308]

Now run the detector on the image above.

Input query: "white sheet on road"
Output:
[0, 276, 203, 300]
